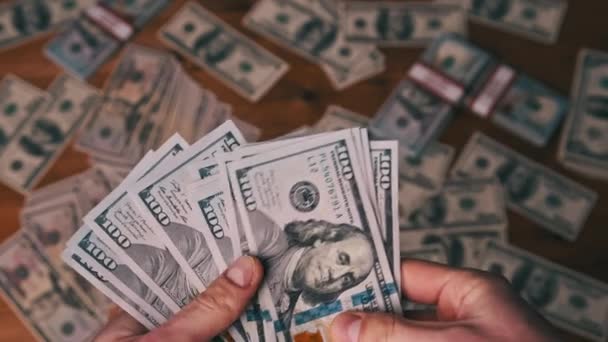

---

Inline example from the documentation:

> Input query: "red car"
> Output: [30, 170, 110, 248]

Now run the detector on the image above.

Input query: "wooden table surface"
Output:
[0, 1, 607, 341]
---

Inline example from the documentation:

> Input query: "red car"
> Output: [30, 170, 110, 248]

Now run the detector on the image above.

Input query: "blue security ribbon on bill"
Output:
[294, 301, 343, 326]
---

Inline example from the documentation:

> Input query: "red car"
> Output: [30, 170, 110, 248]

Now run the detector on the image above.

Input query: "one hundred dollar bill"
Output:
[559, 49, 608, 181]
[128, 122, 245, 291]
[451, 132, 597, 241]
[314, 105, 369, 132]
[399, 226, 506, 268]
[63, 226, 170, 329]
[0, 0, 94, 51]
[0, 232, 104, 341]
[159, 2, 289, 102]
[0, 75, 100, 194]
[84, 134, 196, 314]
[480, 241, 608, 342]
[0, 75, 49, 155]
[229, 130, 402, 339]
[338, 2, 466, 46]
[243, 0, 371, 74]
[441, 0, 568, 44]
[186, 177, 258, 342]
[398, 142, 454, 221]
[401, 178, 508, 231]
[370, 140, 400, 292]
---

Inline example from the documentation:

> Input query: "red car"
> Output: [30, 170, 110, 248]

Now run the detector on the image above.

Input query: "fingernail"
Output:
[333, 313, 361, 342]
[225, 256, 254, 288]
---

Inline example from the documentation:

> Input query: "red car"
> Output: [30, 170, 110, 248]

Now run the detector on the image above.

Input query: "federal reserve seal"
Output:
[289, 181, 320, 212]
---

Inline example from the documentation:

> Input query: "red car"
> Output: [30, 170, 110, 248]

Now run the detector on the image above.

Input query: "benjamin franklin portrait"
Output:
[488, 261, 559, 309]
[120, 221, 220, 310]
[249, 210, 375, 331]
[375, 9, 414, 41]
[496, 161, 539, 203]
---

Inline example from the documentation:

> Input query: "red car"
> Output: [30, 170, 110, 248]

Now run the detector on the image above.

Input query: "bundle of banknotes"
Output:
[57, 119, 403, 341]
[438, 0, 568, 44]
[371, 32, 570, 158]
[239, 0, 467, 93]
[0, 166, 125, 341]
[74, 43, 261, 176]
[0, 0, 95, 51]
[0, 73, 100, 194]
[45, 0, 170, 79]
[558, 49, 608, 181]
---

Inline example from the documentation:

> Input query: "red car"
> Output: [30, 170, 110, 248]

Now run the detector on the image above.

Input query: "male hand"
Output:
[94, 256, 264, 342]
[331, 260, 560, 342]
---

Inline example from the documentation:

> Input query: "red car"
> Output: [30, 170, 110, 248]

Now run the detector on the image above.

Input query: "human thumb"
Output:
[145, 256, 264, 342]
[331, 311, 443, 342]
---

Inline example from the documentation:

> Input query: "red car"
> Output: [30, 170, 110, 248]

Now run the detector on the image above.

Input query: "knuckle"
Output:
[384, 315, 400, 342]
[193, 279, 239, 315]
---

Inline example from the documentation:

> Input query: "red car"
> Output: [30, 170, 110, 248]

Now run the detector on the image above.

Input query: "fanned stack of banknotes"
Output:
[1, 0, 608, 341]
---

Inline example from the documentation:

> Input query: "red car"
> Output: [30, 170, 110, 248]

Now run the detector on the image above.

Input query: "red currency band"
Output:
[407, 62, 465, 106]
[84, 4, 134, 42]
[469, 64, 516, 118]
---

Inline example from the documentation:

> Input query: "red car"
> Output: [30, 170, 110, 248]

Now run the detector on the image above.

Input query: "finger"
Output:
[145, 256, 264, 341]
[400, 260, 459, 305]
[94, 310, 148, 341]
[400, 260, 520, 321]
[330, 311, 449, 342]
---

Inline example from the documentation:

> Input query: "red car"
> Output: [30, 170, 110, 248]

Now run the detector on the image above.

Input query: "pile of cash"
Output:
[1, 1, 607, 341]
[56, 120, 402, 341]
[371, 33, 492, 156]
[159, 2, 289, 102]
[371, 32, 569, 157]
[0, 74, 100, 194]
[0, 101, 605, 341]
[0, 0, 95, 51]
[45, 0, 170, 78]
[241, 0, 466, 92]
[0, 43, 261, 196]
[439, 0, 568, 44]
[0, 166, 125, 341]
[75, 43, 261, 176]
